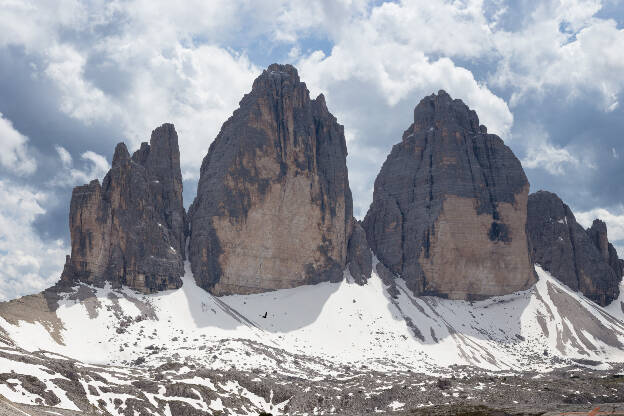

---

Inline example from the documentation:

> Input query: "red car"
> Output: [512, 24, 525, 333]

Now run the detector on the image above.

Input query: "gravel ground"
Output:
[2, 347, 624, 415]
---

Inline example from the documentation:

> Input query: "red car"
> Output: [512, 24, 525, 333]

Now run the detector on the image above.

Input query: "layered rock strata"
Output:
[527, 191, 622, 305]
[61, 123, 186, 293]
[363, 90, 536, 300]
[189, 64, 369, 295]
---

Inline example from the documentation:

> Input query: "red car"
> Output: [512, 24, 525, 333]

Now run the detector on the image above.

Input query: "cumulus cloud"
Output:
[55, 145, 72, 168]
[50, 145, 109, 187]
[0, 180, 66, 300]
[45, 44, 119, 124]
[490, 1, 624, 110]
[523, 142, 580, 175]
[0, 113, 37, 176]
[519, 126, 582, 175]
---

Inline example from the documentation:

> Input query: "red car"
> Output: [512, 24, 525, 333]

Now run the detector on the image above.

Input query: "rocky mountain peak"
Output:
[410, 90, 483, 137]
[189, 63, 369, 295]
[242, 63, 307, 109]
[112, 142, 130, 166]
[588, 219, 610, 261]
[364, 91, 535, 300]
[256, 63, 301, 85]
[61, 124, 186, 293]
[527, 190, 622, 305]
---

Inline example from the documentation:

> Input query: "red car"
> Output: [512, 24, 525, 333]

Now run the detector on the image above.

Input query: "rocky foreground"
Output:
[1, 341, 624, 416]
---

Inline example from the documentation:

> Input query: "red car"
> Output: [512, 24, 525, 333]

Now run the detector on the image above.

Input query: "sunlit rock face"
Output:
[527, 191, 622, 306]
[363, 90, 536, 300]
[189, 64, 369, 295]
[62, 123, 186, 293]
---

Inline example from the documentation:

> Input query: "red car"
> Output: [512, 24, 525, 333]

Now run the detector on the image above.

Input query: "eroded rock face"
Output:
[527, 191, 622, 305]
[62, 123, 186, 293]
[363, 90, 536, 300]
[588, 219, 624, 280]
[189, 64, 368, 295]
[347, 220, 372, 285]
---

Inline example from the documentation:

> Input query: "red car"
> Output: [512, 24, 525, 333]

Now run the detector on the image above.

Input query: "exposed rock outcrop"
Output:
[527, 191, 622, 305]
[188, 64, 369, 295]
[62, 123, 186, 293]
[347, 220, 372, 285]
[588, 219, 624, 280]
[363, 90, 536, 300]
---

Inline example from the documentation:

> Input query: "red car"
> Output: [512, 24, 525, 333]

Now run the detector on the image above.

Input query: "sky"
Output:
[0, 0, 623, 300]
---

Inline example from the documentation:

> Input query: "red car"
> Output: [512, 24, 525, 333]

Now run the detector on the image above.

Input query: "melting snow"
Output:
[2, 262, 624, 377]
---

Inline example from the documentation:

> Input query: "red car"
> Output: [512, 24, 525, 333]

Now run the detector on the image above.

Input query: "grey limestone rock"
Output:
[347, 220, 372, 285]
[188, 64, 369, 295]
[62, 124, 186, 293]
[588, 219, 624, 281]
[363, 90, 536, 300]
[527, 191, 621, 306]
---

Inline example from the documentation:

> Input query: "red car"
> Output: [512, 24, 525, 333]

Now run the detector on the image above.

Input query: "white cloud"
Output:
[518, 124, 595, 175]
[491, 2, 624, 110]
[0, 0, 382, 181]
[0, 113, 37, 176]
[0, 180, 66, 301]
[55, 145, 72, 168]
[297, 1, 513, 137]
[1, 0, 622, 178]
[45, 44, 120, 124]
[522, 142, 581, 175]
[0, 0, 87, 51]
[50, 146, 109, 187]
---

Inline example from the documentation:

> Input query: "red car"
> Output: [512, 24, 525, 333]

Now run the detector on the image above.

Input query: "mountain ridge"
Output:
[1, 63, 624, 415]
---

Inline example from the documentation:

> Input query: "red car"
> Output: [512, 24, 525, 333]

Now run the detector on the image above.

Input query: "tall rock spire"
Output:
[62, 123, 186, 292]
[363, 91, 536, 300]
[188, 63, 369, 295]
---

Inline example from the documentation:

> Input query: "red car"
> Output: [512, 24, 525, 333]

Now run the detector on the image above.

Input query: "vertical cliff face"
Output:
[588, 219, 624, 280]
[363, 91, 536, 300]
[188, 64, 368, 295]
[347, 220, 372, 285]
[527, 191, 622, 305]
[62, 124, 186, 293]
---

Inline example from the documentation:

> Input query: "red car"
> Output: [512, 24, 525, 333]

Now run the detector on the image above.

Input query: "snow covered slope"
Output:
[2, 262, 624, 376]
[3, 262, 624, 414]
